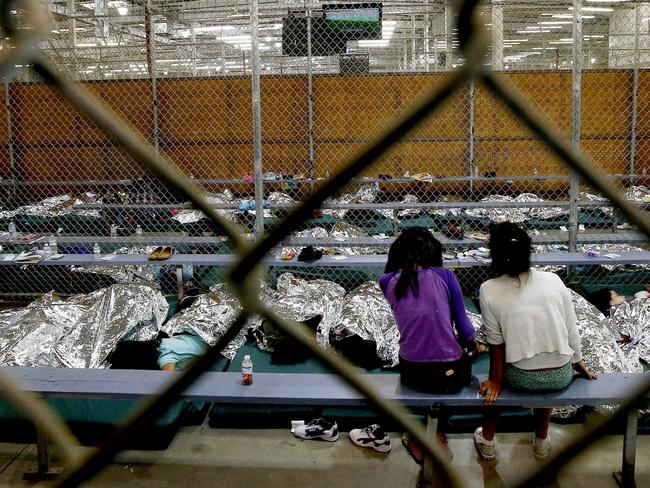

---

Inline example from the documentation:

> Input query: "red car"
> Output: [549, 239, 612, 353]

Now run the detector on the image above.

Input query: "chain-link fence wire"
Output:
[0, 0, 644, 486]
[1, 1, 647, 292]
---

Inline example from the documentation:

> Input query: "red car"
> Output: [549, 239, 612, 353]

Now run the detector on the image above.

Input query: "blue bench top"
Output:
[0, 251, 649, 268]
[3, 368, 647, 408]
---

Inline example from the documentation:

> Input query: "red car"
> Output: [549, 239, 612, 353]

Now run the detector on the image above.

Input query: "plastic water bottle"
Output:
[110, 224, 117, 238]
[8, 221, 16, 235]
[93, 242, 101, 256]
[48, 236, 57, 254]
[241, 354, 253, 385]
[136, 224, 143, 236]
[43, 243, 51, 256]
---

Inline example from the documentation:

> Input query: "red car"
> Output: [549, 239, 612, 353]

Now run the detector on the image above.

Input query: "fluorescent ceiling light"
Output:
[587, 0, 627, 2]
[569, 7, 613, 12]
[195, 25, 237, 33]
[504, 39, 528, 43]
[117, 6, 127, 15]
[552, 14, 595, 19]
[359, 40, 390, 47]
[539, 21, 573, 25]
[517, 30, 552, 34]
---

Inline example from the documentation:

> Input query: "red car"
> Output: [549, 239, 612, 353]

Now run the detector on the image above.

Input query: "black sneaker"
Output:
[293, 418, 339, 442]
[349, 424, 391, 453]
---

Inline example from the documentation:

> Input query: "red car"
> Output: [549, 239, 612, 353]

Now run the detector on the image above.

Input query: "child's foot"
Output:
[473, 427, 496, 461]
[402, 432, 424, 464]
[533, 434, 551, 459]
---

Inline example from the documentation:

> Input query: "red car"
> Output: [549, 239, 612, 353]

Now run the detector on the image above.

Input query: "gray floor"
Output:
[0, 420, 647, 487]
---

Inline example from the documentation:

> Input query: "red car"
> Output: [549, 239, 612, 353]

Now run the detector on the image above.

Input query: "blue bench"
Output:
[3, 368, 648, 486]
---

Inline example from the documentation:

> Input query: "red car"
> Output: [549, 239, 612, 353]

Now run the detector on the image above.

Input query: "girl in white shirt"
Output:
[474, 222, 596, 461]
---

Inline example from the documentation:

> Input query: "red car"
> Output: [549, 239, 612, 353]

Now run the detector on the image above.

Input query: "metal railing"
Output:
[0, 1, 648, 487]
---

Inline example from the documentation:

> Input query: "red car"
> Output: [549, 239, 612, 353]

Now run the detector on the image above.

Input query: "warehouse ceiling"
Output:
[6, 1, 643, 80]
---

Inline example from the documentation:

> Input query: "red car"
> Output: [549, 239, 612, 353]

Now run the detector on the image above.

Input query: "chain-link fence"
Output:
[0, 0, 649, 485]
[0, 1, 647, 298]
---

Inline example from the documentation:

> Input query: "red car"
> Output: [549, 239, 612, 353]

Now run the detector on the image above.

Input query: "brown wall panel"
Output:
[20, 146, 105, 180]
[635, 71, 650, 139]
[398, 75, 468, 138]
[0, 147, 9, 176]
[80, 81, 153, 142]
[228, 79, 253, 142]
[313, 76, 401, 140]
[633, 139, 650, 177]
[402, 141, 468, 176]
[580, 139, 629, 175]
[474, 140, 570, 177]
[315, 141, 405, 177]
[12, 84, 79, 144]
[0, 90, 8, 144]
[261, 78, 308, 142]
[232, 143, 309, 177]
[474, 73, 572, 139]
[158, 79, 231, 142]
[581, 72, 631, 138]
[162, 144, 233, 179]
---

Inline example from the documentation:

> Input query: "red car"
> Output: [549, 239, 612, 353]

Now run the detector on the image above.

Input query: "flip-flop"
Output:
[148, 246, 163, 261]
[157, 246, 174, 261]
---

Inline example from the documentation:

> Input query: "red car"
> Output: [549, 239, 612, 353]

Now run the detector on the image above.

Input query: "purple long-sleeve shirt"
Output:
[379, 267, 475, 362]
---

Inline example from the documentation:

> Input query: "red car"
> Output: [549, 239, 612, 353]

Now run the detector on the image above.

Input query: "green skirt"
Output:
[504, 362, 573, 392]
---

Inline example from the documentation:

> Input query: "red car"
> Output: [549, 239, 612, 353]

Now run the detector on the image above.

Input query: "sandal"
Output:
[148, 246, 163, 261]
[157, 246, 174, 261]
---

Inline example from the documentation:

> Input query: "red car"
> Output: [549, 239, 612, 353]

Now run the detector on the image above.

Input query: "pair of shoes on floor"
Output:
[473, 427, 550, 461]
[293, 420, 391, 453]
[402, 432, 453, 465]
[148, 246, 174, 261]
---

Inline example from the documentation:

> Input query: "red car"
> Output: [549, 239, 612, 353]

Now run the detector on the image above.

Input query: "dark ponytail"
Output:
[385, 227, 443, 300]
[488, 222, 532, 278]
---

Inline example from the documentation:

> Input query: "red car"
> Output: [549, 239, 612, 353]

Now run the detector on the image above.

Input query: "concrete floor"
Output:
[0, 422, 647, 487]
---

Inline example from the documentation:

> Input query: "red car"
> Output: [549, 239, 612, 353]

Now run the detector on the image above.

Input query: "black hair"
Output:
[385, 227, 443, 300]
[488, 222, 532, 278]
[586, 288, 614, 317]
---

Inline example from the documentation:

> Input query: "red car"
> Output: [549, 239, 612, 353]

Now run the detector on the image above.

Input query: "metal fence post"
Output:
[468, 80, 475, 196]
[569, 0, 582, 254]
[4, 78, 16, 202]
[251, 0, 264, 236]
[145, 0, 159, 153]
[307, 8, 315, 185]
[629, 2, 640, 186]
[445, 1, 453, 70]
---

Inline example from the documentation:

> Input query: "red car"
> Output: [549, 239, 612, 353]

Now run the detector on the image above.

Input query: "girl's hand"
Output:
[479, 379, 501, 405]
[572, 360, 598, 380]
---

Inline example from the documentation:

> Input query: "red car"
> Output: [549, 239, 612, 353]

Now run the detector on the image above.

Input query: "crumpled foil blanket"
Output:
[0, 284, 168, 368]
[171, 189, 237, 224]
[254, 274, 346, 353]
[162, 283, 250, 360]
[323, 281, 400, 368]
[609, 297, 650, 366]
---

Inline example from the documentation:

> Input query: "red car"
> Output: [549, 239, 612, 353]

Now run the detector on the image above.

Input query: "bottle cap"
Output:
[244, 355, 251, 361]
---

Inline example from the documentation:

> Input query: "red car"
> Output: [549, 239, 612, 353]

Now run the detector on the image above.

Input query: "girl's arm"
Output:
[446, 270, 476, 345]
[479, 344, 505, 405]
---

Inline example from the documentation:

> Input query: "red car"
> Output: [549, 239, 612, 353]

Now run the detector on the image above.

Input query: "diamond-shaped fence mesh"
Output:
[0, 0, 649, 486]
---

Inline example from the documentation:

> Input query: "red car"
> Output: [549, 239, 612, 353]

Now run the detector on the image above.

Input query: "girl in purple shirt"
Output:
[378, 227, 478, 463]
[381, 227, 477, 393]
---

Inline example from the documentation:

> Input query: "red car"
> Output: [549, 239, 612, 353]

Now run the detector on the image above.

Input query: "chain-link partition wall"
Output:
[0, 1, 647, 298]
[0, 0, 649, 486]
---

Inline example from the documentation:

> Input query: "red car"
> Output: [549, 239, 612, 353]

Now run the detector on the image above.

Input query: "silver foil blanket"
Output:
[467, 310, 487, 344]
[54, 284, 168, 368]
[464, 194, 565, 223]
[255, 274, 346, 353]
[570, 290, 641, 374]
[282, 223, 388, 256]
[172, 189, 237, 224]
[0, 285, 167, 368]
[71, 246, 159, 283]
[162, 283, 249, 360]
[323, 183, 381, 219]
[324, 281, 400, 368]
[609, 298, 650, 366]
[577, 244, 649, 270]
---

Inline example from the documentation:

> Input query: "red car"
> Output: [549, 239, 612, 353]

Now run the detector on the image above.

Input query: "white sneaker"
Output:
[473, 427, 496, 461]
[533, 434, 551, 459]
[349, 424, 391, 453]
[293, 418, 339, 442]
